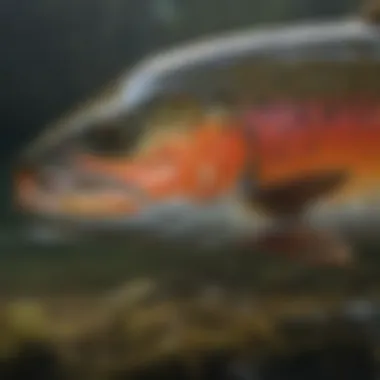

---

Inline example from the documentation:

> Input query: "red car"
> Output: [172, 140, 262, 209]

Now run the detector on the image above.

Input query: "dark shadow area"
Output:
[0, 342, 64, 380]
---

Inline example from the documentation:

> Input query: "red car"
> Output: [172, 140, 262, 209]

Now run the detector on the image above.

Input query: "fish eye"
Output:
[79, 113, 144, 158]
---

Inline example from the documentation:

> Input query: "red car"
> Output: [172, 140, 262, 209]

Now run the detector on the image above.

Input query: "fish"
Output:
[12, 17, 380, 265]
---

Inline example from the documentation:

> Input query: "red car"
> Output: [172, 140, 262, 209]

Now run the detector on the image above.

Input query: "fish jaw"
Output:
[12, 157, 268, 245]
[14, 166, 142, 219]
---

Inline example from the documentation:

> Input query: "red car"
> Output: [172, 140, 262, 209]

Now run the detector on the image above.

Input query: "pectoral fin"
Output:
[253, 170, 348, 217]
[242, 170, 351, 266]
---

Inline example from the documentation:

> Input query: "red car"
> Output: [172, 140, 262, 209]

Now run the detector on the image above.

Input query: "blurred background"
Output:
[1, 2, 380, 379]
[0, 0, 358, 223]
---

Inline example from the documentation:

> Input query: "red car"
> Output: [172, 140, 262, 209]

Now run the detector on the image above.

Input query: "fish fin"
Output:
[256, 223, 353, 267]
[253, 170, 348, 217]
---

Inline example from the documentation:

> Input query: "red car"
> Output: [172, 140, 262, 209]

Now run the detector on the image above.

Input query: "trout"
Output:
[13, 18, 380, 265]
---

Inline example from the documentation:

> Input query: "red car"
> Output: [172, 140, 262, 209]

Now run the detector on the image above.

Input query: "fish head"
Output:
[13, 111, 249, 240]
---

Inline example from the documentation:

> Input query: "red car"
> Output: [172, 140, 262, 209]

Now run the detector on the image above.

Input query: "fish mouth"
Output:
[14, 164, 146, 223]
[13, 154, 195, 231]
[13, 166, 248, 247]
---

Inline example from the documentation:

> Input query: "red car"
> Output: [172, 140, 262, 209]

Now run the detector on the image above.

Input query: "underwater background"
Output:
[1, 1, 379, 379]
